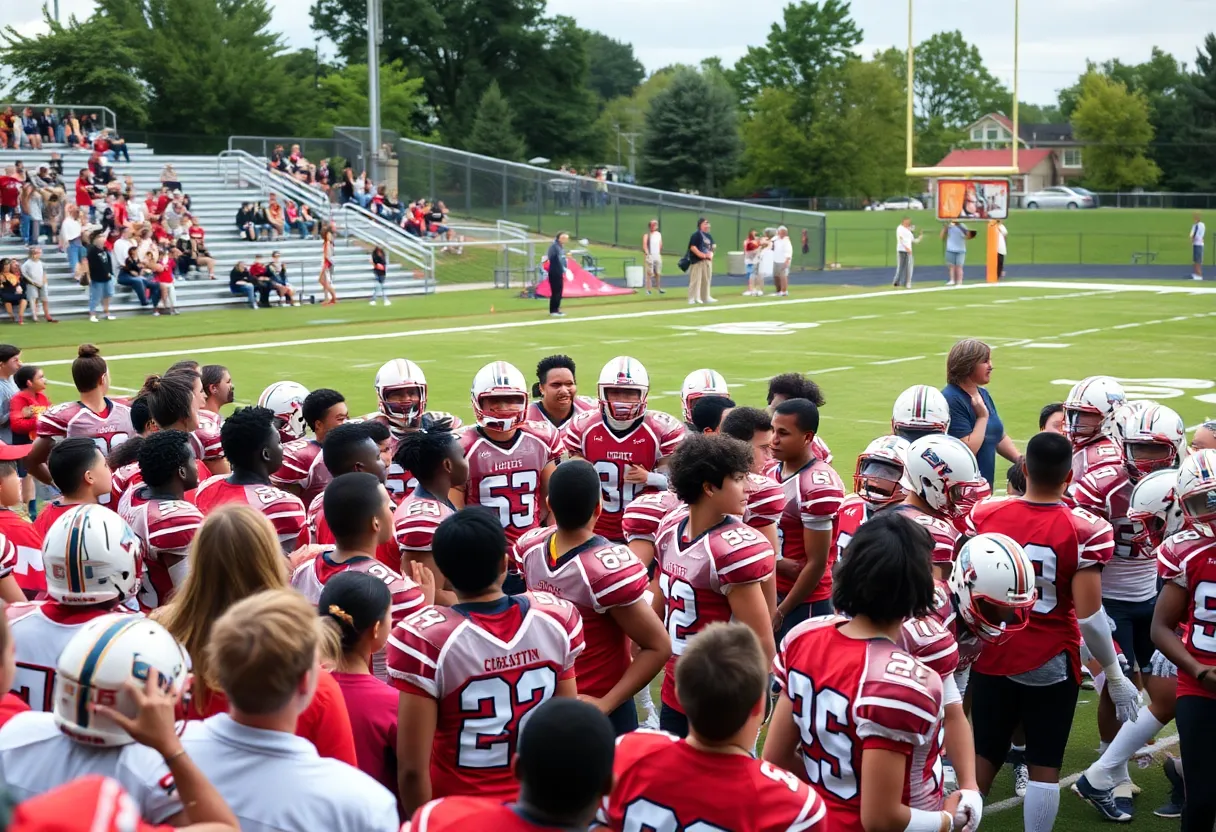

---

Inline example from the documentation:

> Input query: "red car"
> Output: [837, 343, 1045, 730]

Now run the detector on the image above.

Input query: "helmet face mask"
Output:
[1119, 404, 1186, 482]
[257, 381, 309, 442]
[471, 361, 529, 432]
[680, 369, 729, 423]
[598, 357, 649, 431]
[905, 435, 986, 518]
[949, 532, 1038, 645]
[853, 437, 909, 508]
[376, 359, 428, 431]
[1064, 376, 1126, 448]
[1129, 468, 1185, 550]
[1124, 440, 1178, 480]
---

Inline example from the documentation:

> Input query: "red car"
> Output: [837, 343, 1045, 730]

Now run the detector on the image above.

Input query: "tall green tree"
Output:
[591, 70, 678, 167]
[728, 0, 862, 111]
[640, 68, 741, 194]
[1070, 71, 1161, 189]
[912, 30, 1009, 127]
[312, 61, 427, 138]
[466, 81, 526, 162]
[1176, 34, 1216, 191]
[585, 31, 645, 103]
[0, 11, 149, 128]
[738, 87, 818, 194]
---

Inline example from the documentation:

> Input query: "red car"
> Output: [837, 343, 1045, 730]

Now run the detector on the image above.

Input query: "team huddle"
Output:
[0, 341, 1212, 832]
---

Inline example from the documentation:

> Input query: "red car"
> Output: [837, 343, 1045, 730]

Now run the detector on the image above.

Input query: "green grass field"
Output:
[19, 276, 1216, 831]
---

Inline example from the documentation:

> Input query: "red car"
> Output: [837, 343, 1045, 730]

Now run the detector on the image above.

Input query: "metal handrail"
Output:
[4, 103, 118, 134]
[217, 150, 333, 219]
[337, 203, 434, 279]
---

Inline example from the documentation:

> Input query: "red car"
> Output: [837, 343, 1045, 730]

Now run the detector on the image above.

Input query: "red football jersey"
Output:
[564, 409, 685, 542]
[362, 412, 463, 501]
[744, 472, 786, 529]
[889, 504, 960, 565]
[773, 616, 945, 832]
[0, 530, 19, 582]
[599, 730, 828, 832]
[8, 775, 173, 832]
[386, 593, 585, 802]
[188, 423, 223, 466]
[655, 509, 775, 713]
[834, 494, 872, 558]
[459, 423, 561, 545]
[0, 510, 43, 594]
[1069, 463, 1139, 561]
[765, 458, 845, 599]
[515, 527, 649, 698]
[408, 796, 581, 832]
[301, 492, 400, 569]
[968, 498, 1114, 681]
[110, 460, 210, 507]
[1157, 526, 1216, 700]
[924, 581, 984, 676]
[117, 492, 202, 612]
[1072, 436, 1122, 483]
[292, 551, 426, 625]
[622, 491, 682, 545]
[898, 612, 960, 811]
[525, 395, 597, 435]
[36, 399, 134, 456]
[193, 476, 306, 552]
[812, 435, 833, 465]
[393, 490, 455, 563]
[271, 438, 330, 506]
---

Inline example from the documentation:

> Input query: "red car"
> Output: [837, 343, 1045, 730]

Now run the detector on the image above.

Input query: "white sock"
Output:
[1086, 710, 1166, 789]
[1024, 780, 1061, 832]
[1098, 741, 1110, 754]
[635, 684, 655, 712]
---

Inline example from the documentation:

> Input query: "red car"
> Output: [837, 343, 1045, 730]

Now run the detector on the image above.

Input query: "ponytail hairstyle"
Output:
[71, 344, 108, 392]
[317, 571, 392, 656]
[139, 371, 198, 429]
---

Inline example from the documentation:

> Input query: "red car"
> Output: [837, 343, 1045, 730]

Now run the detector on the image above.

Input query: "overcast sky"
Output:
[2, 0, 1209, 105]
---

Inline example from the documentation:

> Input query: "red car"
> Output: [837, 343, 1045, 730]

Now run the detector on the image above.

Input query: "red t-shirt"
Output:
[0, 176, 19, 208]
[186, 668, 357, 767]
[0, 691, 30, 728]
[249, 262, 267, 278]
[112, 203, 127, 228]
[332, 672, 400, 811]
[74, 179, 92, 209]
[0, 509, 45, 595]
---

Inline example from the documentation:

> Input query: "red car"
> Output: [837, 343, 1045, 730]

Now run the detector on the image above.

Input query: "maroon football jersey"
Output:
[812, 435, 833, 465]
[110, 460, 210, 508]
[524, 395, 596, 435]
[189, 419, 223, 465]
[459, 423, 561, 545]
[744, 472, 786, 529]
[271, 438, 330, 506]
[924, 581, 984, 676]
[889, 504, 960, 565]
[393, 490, 455, 560]
[117, 492, 202, 612]
[36, 399, 133, 456]
[1069, 462, 1137, 561]
[386, 593, 584, 802]
[564, 409, 685, 542]
[655, 508, 775, 713]
[193, 476, 306, 553]
[1071, 436, 1122, 483]
[361, 411, 462, 501]
[301, 492, 400, 571]
[0, 531, 19, 582]
[765, 458, 845, 600]
[600, 730, 828, 832]
[898, 612, 959, 811]
[622, 491, 682, 544]
[514, 526, 649, 699]
[1157, 525, 1216, 700]
[834, 494, 872, 558]
[410, 796, 585, 832]
[773, 616, 944, 832]
[968, 498, 1114, 681]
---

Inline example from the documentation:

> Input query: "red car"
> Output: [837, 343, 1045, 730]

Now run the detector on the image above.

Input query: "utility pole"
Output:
[53, 0, 60, 22]
[366, 0, 383, 187]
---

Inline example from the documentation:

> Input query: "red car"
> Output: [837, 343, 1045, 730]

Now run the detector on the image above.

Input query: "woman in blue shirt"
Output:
[941, 338, 1022, 487]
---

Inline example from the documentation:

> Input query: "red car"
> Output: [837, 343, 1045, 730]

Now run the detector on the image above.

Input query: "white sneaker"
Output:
[642, 707, 660, 730]
[369, 300, 377, 306]
[706, 296, 718, 303]
[153, 311, 160, 317]
[688, 299, 698, 305]
[89, 315, 98, 323]
[383, 299, 391, 306]
[106, 315, 116, 320]
[1194, 275, 1204, 281]
[292, 301, 301, 306]
[755, 290, 765, 296]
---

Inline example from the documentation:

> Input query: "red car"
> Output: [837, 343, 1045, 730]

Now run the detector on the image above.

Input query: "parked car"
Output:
[867, 196, 925, 211]
[1023, 186, 1098, 210]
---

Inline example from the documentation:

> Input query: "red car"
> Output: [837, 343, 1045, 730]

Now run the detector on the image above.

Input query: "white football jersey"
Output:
[181, 714, 399, 832]
[0, 711, 180, 822]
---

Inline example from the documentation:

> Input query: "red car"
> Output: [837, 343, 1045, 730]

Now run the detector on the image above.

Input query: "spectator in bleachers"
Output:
[73, 169, 94, 222]
[126, 191, 145, 225]
[179, 222, 216, 280]
[58, 204, 85, 276]
[370, 247, 388, 306]
[163, 194, 187, 234]
[0, 260, 28, 325]
[284, 199, 308, 239]
[105, 129, 130, 162]
[354, 172, 372, 209]
[236, 202, 257, 241]
[118, 247, 162, 312]
[42, 108, 61, 143]
[79, 111, 97, 136]
[0, 108, 13, 149]
[18, 183, 41, 246]
[27, 166, 58, 201]
[47, 153, 64, 180]
[299, 202, 318, 238]
[252, 201, 271, 240]
[161, 164, 181, 192]
[19, 109, 41, 150]
[229, 261, 258, 308]
[20, 247, 54, 323]
[340, 166, 356, 205]
[0, 168, 20, 236]
[135, 226, 155, 263]
[86, 229, 116, 321]
[267, 252, 299, 307]
[249, 255, 273, 307]
[155, 242, 179, 315]
[112, 192, 129, 230]
[113, 225, 136, 266]
[266, 194, 285, 241]
[62, 110, 81, 147]
[43, 193, 62, 246]
[424, 200, 453, 243]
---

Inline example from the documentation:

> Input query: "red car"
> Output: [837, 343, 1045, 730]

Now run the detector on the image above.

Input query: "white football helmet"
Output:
[949, 533, 1037, 644]
[891, 385, 951, 438]
[43, 505, 143, 606]
[598, 356, 649, 430]
[1128, 469, 1185, 552]
[471, 361, 529, 432]
[53, 614, 188, 747]
[375, 359, 428, 430]
[1176, 449, 1216, 528]
[1064, 376, 1126, 448]
[905, 434, 990, 519]
[1119, 403, 1186, 481]
[1113, 400, 1156, 443]
[258, 381, 309, 442]
[854, 435, 910, 508]
[681, 369, 730, 423]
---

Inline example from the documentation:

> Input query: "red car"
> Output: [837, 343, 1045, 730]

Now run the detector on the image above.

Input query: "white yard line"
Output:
[45, 379, 139, 394]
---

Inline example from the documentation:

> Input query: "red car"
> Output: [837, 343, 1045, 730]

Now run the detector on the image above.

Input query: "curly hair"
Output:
[668, 433, 753, 505]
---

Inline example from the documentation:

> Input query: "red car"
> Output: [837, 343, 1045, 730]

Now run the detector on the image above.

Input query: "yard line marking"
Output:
[869, 356, 926, 365]
[1112, 322, 1142, 329]
[46, 379, 139, 394]
[33, 281, 1216, 368]
[806, 366, 855, 375]
[1021, 343, 1071, 349]
[1058, 328, 1101, 336]
[986, 733, 1179, 814]
[851, 314, 881, 320]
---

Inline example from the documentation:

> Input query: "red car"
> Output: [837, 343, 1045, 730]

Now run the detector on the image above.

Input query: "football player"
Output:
[193, 407, 306, 553]
[688, 395, 736, 435]
[766, 398, 844, 639]
[394, 427, 466, 601]
[679, 368, 730, 427]
[291, 472, 430, 679]
[515, 460, 670, 735]
[160, 367, 226, 476]
[117, 430, 203, 613]
[1148, 449, 1216, 832]
[526, 354, 597, 435]
[966, 431, 1136, 832]
[199, 363, 234, 428]
[564, 357, 685, 542]
[9, 505, 143, 714]
[897, 435, 988, 578]
[369, 358, 462, 500]
[256, 380, 309, 444]
[271, 388, 349, 504]
[1192, 419, 1216, 453]
[1040, 403, 1067, 435]
[1064, 375, 1127, 481]
[766, 373, 833, 463]
[452, 362, 561, 549]
[892, 384, 952, 442]
[389, 509, 584, 813]
[598, 623, 827, 832]
[0, 615, 190, 822]
[653, 433, 775, 737]
[1075, 469, 1187, 822]
[406, 698, 615, 832]
[34, 439, 113, 540]
[837, 435, 909, 554]
[26, 345, 133, 488]
[764, 512, 965, 832]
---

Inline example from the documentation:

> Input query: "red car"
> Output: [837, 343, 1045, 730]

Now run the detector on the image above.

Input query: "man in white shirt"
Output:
[20, 247, 54, 323]
[1191, 212, 1206, 280]
[112, 226, 135, 270]
[771, 225, 794, 296]
[181, 588, 399, 832]
[642, 218, 664, 295]
[995, 219, 1008, 279]
[892, 217, 922, 289]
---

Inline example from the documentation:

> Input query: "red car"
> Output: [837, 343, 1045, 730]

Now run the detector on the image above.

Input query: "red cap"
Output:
[0, 442, 32, 461]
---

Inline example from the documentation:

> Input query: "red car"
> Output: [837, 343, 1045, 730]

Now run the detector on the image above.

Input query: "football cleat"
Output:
[949, 532, 1037, 644]
[43, 505, 144, 606]
[597, 356, 649, 431]
[471, 361, 529, 432]
[1064, 376, 1126, 448]
[258, 380, 309, 441]
[375, 359, 428, 431]
[680, 369, 730, 423]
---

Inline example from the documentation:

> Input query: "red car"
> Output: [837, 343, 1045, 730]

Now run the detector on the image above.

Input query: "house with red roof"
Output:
[931, 112, 1084, 194]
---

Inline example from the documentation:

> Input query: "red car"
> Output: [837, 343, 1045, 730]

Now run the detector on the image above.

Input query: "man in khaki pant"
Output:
[686, 217, 717, 305]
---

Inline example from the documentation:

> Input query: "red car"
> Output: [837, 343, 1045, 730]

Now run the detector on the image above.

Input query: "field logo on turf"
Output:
[1051, 377, 1214, 402]
[669, 321, 821, 336]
